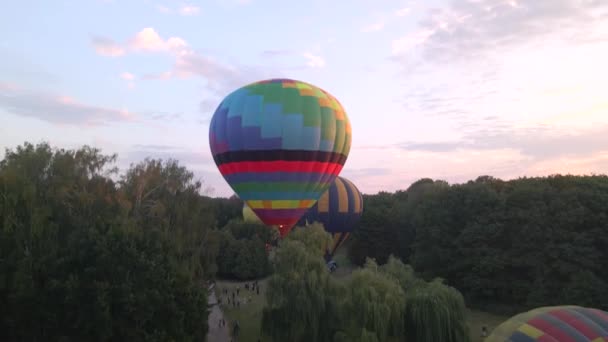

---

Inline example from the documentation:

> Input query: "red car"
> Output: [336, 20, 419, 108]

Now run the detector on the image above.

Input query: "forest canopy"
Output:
[348, 175, 608, 313]
[2, 141, 607, 340]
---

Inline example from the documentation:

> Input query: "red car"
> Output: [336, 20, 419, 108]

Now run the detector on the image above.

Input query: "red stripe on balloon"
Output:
[218, 161, 344, 175]
[548, 309, 599, 340]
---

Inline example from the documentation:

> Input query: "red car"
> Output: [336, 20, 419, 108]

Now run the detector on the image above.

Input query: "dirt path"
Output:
[206, 290, 231, 342]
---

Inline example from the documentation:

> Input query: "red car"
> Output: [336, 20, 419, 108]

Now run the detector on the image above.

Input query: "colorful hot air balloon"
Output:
[242, 203, 262, 224]
[486, 305, 608, 341]
[296, 176, 363, 260]
[209, 78, 352, 237]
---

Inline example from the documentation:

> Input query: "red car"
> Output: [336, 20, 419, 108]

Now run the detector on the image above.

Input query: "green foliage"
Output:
[261, 239, 337, 342]
[211, 195, 243, 228]
[339, 259, 406, 341]
[287, 222, 333, 257]
[349, 175, 608, 313]
[404, 279, 471, 342]
[0, 142, 216, 341]
[379, 256, 426, 293]
[215, 220, 273, 280]
[261, 228, 472, 342]
[224, 219, 276, 243]
[348, 192, 398, 265]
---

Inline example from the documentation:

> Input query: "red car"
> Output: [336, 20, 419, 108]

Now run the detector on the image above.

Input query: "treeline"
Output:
[349, 175, 608, 313]
[261, 225, 471, 342]
[0, 142, 243, 341]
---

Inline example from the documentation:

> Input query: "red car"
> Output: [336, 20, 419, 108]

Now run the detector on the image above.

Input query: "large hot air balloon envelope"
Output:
[296, 176, 363, 260]
[209, 78, 352, 237]
[243, 203, 262, 224]
[486, 305, 608, 341]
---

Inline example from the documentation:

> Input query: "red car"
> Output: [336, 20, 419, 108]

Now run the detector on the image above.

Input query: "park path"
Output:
[206, 289, 231, 342]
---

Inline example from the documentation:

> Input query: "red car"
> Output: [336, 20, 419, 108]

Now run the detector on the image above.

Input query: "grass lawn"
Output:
[467, 309, 508, 342]
[215, 279, 268, 342]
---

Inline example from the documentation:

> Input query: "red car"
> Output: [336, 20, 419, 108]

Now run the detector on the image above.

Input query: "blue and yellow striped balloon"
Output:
[296, 176, 363, 259]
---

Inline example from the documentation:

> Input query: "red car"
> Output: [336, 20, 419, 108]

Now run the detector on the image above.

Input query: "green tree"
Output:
[287, 222, 333, 257]
[261, 238, 337, 342]
[404, 279, 471, 342]
[0, 142, 211, 341]
[214, 220, 273, 280]
[337, 258, 406, 341]
[119, 158, 218, 280]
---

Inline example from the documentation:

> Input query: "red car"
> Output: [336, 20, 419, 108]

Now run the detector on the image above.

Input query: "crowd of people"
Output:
[217, 280, 262, 309]
[215, 280, 264, 341]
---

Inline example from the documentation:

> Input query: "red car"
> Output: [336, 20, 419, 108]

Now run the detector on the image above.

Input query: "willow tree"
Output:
[336, 258, 406, 341]
[261, 236, 338, 342]
[404, 279, 471, 342]
[287, 222, 333, 257]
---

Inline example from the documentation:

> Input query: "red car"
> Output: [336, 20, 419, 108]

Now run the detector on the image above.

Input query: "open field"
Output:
[215, 279, 268, 342]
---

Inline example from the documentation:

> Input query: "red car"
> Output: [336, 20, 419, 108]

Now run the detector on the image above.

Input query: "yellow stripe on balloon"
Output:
[343, 178, 362, 213]
[517, 323, 545, 338]
[335, 178, 349, 213]
[317, 190, 330, 213]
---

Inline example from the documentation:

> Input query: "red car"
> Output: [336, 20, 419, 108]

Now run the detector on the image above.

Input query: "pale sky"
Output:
[1, 0, 607, 197]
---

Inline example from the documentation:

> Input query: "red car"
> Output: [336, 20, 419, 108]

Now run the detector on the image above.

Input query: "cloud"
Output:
[92, 28, 249, 94]
[399, 124, 608, 160]
[140, 111, 183, 121]
[91, 36, 125, 57]
[128, 27, 187, 53]
[392, 0, 608, 62]
[302, 52, 326, 68]
[92, 28, 186, 56]
[0, 84, 135, 125]
[392, 28, 435, 54]
[92, 27, 270, 90]
[179, 4, 200, 15]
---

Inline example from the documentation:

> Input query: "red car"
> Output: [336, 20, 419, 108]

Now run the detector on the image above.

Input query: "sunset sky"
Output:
[1, 0, 607, 197]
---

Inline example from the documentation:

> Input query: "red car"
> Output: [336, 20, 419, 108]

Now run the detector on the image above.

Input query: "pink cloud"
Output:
[128, 28, 187, 53]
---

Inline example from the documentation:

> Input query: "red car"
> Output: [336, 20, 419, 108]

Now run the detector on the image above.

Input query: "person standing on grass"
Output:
[233, 320, 240, 339]
[481, 325, 488, 338]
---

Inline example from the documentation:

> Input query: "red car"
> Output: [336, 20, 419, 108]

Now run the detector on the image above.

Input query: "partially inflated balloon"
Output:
[209, 79, 352, 237]
[487, 305, 608, 341]
[296, 176, 363, 260]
